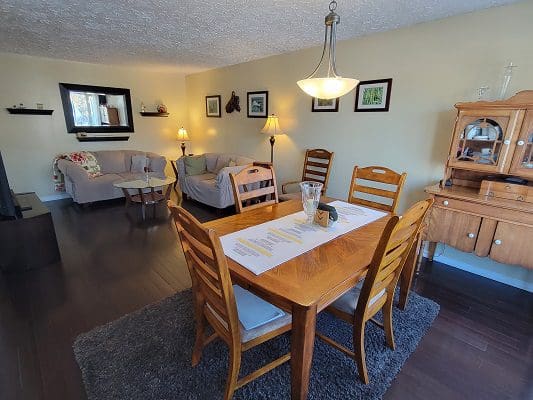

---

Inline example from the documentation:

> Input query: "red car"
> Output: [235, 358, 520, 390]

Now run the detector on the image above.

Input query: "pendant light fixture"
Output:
[297, 0, 359, 100]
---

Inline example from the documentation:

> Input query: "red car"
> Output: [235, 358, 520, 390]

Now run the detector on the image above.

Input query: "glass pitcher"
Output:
[300, 181, 323, 224]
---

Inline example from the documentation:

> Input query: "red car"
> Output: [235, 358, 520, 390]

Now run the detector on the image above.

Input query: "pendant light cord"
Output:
[303, 0, 340, 80]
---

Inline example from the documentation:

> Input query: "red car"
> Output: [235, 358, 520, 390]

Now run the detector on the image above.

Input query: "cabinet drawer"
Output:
[433, 195, 533, 226]
[426, 207, 481, 253]
[489, 222, 533, 269]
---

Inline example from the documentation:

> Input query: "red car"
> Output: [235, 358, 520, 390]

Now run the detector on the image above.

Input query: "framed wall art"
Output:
[205, 95, 221, 117]
[311, 97, 339, 112]
[247, 91, 268, 118]
[354, 79, 392, 112]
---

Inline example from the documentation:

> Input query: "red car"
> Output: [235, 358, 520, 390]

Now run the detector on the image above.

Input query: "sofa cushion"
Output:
[95, 151, 127, 173]
[149, 156, 167, 173]
[131, 154, 148, 173]
[184, 155, 207, 176]
[214, 155, 232, 173]
[205, 153, 219, 173]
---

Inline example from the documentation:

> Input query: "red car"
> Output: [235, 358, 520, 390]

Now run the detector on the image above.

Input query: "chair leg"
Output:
[192, 301, 206, 367]
[353, 318, 369, 384]
[383, 295, 396, 351]
[224, 346, 242, 400]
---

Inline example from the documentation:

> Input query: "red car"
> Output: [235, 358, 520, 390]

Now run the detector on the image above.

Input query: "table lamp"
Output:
[261, 114, 284, 163]
[177, 127, 190, 156]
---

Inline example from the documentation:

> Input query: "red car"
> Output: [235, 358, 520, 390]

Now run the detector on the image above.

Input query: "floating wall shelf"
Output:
[7, 108, 54, 115]
[140, 111, 169, 117]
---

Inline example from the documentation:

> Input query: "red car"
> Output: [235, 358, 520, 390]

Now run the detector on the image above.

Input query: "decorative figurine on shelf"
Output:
[157, 104, 167, 113]
[498, 62, 518, 100]
[141, 102, 146, 112]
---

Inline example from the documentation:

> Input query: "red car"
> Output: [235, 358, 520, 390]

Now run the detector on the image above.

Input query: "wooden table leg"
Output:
[291, 303, 317, 400]
[138, 189, 146, 220]
[121, 188, 132, 208]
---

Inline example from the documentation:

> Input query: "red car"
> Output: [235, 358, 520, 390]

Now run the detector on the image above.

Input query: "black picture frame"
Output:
[205, 95, 222, 117]
[311, 97, 339, 112]
[354, 78, 393, 112]
[247, 91, 269, 118]
[58, 83, 134, 133]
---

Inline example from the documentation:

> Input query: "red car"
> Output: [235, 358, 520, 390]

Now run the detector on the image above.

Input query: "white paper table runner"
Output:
[220, 201, 387, 275]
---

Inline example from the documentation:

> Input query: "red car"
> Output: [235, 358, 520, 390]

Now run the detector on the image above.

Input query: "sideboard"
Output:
[425, 91, 533, 270]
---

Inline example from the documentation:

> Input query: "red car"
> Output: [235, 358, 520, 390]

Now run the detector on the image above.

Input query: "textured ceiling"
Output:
[0, 0, 520, 72]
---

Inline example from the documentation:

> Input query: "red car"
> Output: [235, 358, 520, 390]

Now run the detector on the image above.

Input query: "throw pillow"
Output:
[214, 156, 229, 173]
[228, 159, 237, 167]
[131, 154, 149, 173]
[184, 155, 207, 176]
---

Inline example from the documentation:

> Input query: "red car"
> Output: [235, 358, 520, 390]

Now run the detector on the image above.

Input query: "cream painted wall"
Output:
[185, 1, 533, 290]
[0, 53, 188, 200]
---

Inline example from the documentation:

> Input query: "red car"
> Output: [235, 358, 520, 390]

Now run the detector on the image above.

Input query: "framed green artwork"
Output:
[354, 79, 392, 112]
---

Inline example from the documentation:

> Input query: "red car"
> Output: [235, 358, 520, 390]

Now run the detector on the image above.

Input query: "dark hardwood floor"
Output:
[1, 194, 531, 400]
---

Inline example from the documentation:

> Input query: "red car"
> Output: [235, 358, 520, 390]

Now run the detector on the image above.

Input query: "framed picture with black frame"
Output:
[247, 91, 268, 118]
[311, 97, 339, 112]
[205, 95, 221, 117]
[354, 78, 392, 112]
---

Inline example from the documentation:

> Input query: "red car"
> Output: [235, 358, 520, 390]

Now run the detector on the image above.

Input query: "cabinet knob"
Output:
[503, 139, 511, 145]
[494, 239, 502, 245]
[467, 233, 475, 239]
[517, 140, 525, 146]
[442, 200, 449, 206]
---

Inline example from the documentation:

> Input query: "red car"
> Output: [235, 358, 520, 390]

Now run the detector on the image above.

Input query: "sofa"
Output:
[177, 153, 255, 209]
[57, 150, 167, 204]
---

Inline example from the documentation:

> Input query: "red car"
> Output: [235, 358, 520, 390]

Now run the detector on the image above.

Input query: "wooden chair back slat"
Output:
[348, 165, 407, 213]
[356, 199, 433, 319]
[238, 186, 276, 201]
[230, 166, 279, 214]
[350, 197, 392, 212]
[301, 149, 334, 194]
[352, 184, 398, 200]
[169, 203, 241, 345]
[304, 168, 328, 178]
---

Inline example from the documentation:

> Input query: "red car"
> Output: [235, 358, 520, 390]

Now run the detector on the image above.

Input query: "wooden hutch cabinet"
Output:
[425, 91, 533, 270]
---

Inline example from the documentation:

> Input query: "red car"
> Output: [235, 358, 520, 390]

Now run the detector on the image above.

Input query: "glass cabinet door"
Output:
[509, 111, 533, 179]
[448, 110, 519, 173]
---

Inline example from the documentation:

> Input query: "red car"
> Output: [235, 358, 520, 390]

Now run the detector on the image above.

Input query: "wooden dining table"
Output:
[204, 197, 393, 400]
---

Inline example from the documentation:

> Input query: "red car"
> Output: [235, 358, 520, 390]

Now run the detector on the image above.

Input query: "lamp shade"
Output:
[297, 77, 359, 100]
[261, 115, 284, 136]
[177, 127, 190, 141]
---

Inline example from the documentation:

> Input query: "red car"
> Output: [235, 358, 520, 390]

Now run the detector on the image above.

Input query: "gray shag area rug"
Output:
[74, 289, 439, 400]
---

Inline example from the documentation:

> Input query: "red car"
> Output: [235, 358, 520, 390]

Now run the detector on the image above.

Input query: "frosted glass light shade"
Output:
[297, 77, 359, 100]
[177, 127, 189, 141]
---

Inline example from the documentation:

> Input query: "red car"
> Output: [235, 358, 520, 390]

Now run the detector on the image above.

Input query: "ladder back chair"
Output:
[168, 202, 292, 400]
[348, 165, 407, 213]
[230, 165, 279, 214]
[316, 198, 433, 384]
[281, 149, 334, 200]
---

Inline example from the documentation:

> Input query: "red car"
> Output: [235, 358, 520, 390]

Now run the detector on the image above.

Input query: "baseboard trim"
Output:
[423, 247, 533, 293]
[40, 193, 72, 202]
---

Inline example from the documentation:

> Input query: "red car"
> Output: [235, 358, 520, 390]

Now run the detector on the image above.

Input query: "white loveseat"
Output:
[177, 153, 255, 209]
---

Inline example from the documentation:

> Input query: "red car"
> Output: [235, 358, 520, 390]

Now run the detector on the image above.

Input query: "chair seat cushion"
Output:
[330, 282, 385, 315]
[279, 192, 300, 202]
[206, 285, 291, 344]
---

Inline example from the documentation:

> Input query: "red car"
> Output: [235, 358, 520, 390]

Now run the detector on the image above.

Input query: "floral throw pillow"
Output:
[68, 152, 103, 178]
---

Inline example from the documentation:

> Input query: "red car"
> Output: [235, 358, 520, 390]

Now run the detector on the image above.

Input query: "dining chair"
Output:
[168, 202, 291, 400]
[316, 198, 433, 384]
[348, 165, 407, 213]
[280, 148, 334, 201]
[230, 165, 279, 214]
